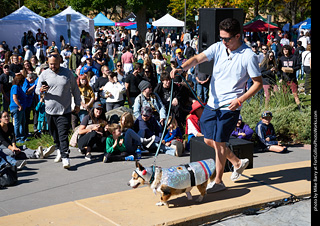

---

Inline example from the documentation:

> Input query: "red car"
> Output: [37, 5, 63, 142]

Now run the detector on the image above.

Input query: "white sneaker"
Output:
[35, 146, 44, 159]
[230, 159, 249, 181]
[54, 149, 61, 163]
[206, 181, 226, 193]
[62, 158, 70, 169]
[43, 145, 55, 158]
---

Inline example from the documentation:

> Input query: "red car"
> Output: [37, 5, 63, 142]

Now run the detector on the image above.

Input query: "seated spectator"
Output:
[162, 117, 184, 156]
[125, 63, 143, 108]
[133, 106, 177, 156]
[103, 123, 134, 163]
[103, 72, 126, 112]
[0, 149, 27, 172]
[133, 80, 166, 125]
[120, 112, 155, 154]
[77, 102, 108, 161]
[0, 110, 55, 159]
[231, 115, 254, 140]
[255, 111, 288, 153]
[185, 101, 204, 151]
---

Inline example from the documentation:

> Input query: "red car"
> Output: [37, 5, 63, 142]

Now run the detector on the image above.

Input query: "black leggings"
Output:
[105, 151, 129, 162]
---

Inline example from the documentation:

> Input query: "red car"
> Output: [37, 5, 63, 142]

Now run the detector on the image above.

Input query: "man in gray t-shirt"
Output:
[36, 54, 81, 169]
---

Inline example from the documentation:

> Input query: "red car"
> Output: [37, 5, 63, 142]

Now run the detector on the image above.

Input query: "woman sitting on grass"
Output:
[0, 111, 55, 160]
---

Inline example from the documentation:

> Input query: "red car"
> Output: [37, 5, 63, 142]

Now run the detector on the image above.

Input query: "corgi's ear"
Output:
[135, 160, 145, 171]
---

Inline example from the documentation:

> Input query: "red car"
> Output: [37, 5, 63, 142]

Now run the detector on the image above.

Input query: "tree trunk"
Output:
[254, 0, 259, 17]
[136, 5, 147, 47]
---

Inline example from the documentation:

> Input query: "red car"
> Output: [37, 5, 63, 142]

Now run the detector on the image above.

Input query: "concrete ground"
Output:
[0, 144, 311, 225]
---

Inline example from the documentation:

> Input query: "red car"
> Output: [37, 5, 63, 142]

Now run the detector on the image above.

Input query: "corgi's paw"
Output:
[196, 195, 204, 203]
[156, 201, 165, 206]
[186, 191, 192, 200]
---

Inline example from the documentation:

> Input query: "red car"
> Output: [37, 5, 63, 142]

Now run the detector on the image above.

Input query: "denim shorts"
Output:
[200, 107, 240, 142]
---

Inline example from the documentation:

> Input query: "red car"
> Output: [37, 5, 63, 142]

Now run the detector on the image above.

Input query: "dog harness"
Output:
[160, 159, 215, 189]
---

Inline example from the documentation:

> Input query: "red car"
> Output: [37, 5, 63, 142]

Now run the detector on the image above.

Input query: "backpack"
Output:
[0, 161, 17, 188]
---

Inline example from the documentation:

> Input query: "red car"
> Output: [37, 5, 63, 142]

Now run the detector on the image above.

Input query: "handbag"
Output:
[0, 160, 18, 188]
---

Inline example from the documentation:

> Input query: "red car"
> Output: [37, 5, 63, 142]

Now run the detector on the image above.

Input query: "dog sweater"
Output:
[160, 159, 215, 189]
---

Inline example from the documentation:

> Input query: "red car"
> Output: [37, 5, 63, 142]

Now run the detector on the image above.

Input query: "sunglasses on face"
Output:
[219, 35, 235, 43]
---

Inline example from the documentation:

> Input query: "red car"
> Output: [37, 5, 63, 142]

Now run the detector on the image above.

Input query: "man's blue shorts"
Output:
[200, 107, 240, 143]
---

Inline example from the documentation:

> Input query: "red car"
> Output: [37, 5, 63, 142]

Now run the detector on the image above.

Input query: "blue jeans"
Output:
[0, 149, 17, 167]
[11, 108, 26, 141]
[196, 82, 209, 103]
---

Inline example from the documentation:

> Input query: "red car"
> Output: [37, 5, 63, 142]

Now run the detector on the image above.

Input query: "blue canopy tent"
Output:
[292, 18, 311, 29]
[93, 12, 115, 26]
[301, 18, 311, 29]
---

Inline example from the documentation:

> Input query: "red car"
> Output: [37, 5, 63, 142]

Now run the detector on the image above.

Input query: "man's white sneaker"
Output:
[54, 149, 61, 163]
[43, 145, 55, 158]
[206, 181, 226, 193]
[230, 158, 249, 181]
[62, 158, 70, 169]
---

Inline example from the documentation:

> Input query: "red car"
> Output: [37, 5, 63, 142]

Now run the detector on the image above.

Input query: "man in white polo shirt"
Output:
[171, 18, 263, 192]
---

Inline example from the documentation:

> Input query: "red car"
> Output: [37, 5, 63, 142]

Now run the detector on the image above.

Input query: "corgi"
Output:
[128, 159, 216, 207]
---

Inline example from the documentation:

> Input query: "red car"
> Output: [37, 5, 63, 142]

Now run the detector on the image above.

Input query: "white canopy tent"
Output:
[152, 14, 184, 27]
[45, 6, 94, 49]
[0, 6, 46, 49]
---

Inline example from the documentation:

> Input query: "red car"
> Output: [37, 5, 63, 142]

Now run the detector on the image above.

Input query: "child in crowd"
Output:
[255, 111, 288, 153]
[103, 123, 134, 163]
[162, 117, 184, 156]
[185, 101, 204, 151]
[231, 115, 254, 140]
[35, 94, 48, 134]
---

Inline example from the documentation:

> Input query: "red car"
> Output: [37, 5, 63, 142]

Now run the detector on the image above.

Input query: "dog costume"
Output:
[161, 159, 215, 189]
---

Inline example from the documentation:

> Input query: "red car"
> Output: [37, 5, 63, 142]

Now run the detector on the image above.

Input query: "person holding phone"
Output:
[35, 54, 81, 169]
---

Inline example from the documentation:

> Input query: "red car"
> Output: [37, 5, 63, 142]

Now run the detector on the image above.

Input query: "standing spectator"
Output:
[9, 74, 27, 142]
[184, 41, 195, 59]
[34, 41, 46, 64]
[294, 41, 305, 81]
[35, 54, 81, 169]
[35, 95, 48, 134]
[152, 50, 166, 83]
[69, 46, 81, 73]
[94, 65, 110, 106]
[195, 66, 210, 103]
[106, 39, 116, 60]
[22, 72, 37, 136]
[9, 55, 23, 76]
[60, 45, 72, 69]
[121, 47, 134, 75]
[277, 45, 301, 107]
[145, 28, 154, 44]
[77, 74, 95, 122]
[175, 48, 186, 67]
[280, 33, 290, 46]
[260, 51, 278, 106]
[23, 46, 33, 61]
[125, 63, 143, 108]
[165, 34, 172, 56]
[0, 64, 14, 112]
[302, 44, 311, 95]
[130, 30, 142, 58]
[103, 72, 126, 111]
[20, 60, 34, 78]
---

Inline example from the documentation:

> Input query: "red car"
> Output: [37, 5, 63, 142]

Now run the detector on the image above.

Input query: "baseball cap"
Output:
[92, 101, 103, 109]
[261, 111, 273, 118]
[176, 48, 182, 54]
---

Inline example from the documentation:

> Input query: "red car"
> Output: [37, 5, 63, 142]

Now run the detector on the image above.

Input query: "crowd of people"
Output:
[0, 24, 311, 187]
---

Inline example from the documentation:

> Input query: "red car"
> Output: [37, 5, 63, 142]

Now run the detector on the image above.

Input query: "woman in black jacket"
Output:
[260, 51, 278, 106]
[277, 45, 301, 107]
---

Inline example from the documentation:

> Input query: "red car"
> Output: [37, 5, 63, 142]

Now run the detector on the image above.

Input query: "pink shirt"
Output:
[121, 51, 134, 64]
